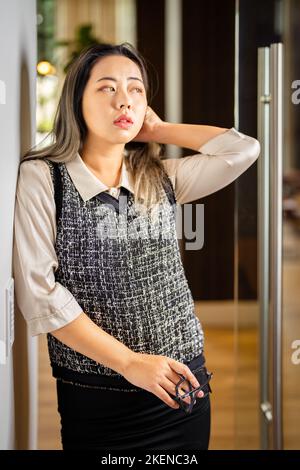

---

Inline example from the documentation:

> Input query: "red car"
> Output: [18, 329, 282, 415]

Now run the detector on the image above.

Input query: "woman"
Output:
[13, 42, 260, 450]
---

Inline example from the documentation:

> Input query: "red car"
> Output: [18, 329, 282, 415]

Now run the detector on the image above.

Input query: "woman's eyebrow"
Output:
[95, 76, 144, 84]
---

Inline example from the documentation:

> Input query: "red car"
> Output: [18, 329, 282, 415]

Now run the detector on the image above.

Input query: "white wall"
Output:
[0, 0, 37, 450]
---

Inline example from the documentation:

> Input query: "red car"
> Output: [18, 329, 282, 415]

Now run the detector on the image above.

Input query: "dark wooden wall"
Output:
[136, 0, 236, 300]
[136, 0, 165, 114]
[181, 0, 236, 300]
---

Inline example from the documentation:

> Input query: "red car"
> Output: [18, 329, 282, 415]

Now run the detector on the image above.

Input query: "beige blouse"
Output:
[13, 127, 260, 337]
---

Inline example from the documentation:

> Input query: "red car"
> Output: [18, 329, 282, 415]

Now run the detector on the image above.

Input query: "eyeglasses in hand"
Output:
[174, 366, 213, 415]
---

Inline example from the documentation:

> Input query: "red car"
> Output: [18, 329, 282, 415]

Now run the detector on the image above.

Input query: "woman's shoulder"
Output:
[20, 156, 55, 168]
[20, 156, 53, 169]
[18, 157, 54, 197]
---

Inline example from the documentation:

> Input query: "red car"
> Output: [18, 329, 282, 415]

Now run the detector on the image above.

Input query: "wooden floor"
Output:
[38, 326, 239, 450]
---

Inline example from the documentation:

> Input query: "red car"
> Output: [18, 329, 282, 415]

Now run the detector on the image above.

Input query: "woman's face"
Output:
[82, 55, 148, 145]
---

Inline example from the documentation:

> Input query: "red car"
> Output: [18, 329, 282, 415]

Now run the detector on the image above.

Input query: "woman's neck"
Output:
[80, 138, 125, 187]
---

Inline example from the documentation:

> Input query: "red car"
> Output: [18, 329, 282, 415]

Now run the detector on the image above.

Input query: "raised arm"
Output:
[133, 107, 260, 204]
[152, 121, 229, 152]
[159, 125, 261, 204]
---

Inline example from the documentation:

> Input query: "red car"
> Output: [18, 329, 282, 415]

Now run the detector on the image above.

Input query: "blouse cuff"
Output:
[27, 295, 83, 337]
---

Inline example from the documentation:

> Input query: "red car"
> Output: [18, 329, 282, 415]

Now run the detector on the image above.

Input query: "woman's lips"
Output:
[113, 121, 134, 129]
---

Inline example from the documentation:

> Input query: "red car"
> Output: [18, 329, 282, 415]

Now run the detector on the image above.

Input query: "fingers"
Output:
[167, 359, 205, 397]
[162, 377, 193, 405]
[139, 355, 205, 410]
[153, 383, 180, 409]
[168, 359, 199, 388]
[171, 369, 204, 397]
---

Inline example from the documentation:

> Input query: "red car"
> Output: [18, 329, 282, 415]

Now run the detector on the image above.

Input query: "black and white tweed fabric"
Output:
[44, 159, 204, 388]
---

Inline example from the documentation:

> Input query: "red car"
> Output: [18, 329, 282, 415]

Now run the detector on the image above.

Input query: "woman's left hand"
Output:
[132, 106, 164, 143]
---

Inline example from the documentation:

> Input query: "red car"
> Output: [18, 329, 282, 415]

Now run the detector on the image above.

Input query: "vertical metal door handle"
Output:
[269, 42, 284, 450]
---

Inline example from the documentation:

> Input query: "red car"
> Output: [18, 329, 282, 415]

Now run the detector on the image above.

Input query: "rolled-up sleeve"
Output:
[162, 127, 261, 204]
[13, 159, 83, 337]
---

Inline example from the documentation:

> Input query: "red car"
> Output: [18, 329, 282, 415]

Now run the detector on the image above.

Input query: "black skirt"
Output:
[55, 353, 211, 450]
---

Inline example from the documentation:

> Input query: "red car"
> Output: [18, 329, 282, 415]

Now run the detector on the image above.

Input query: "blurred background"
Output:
[0, 0, 300, 450]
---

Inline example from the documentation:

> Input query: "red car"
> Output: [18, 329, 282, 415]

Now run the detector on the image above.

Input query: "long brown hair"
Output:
[22, 42, 171, 210]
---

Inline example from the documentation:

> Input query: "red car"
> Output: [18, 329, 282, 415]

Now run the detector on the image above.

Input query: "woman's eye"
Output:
[99, 86, 143, 93]
[100, 86, 115, 91]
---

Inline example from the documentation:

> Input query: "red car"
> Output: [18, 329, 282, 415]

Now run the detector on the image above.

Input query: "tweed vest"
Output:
[43, 158, 204, 391]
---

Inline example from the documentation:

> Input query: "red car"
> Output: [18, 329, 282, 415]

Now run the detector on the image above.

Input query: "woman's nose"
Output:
[115, 91, 133, 108]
